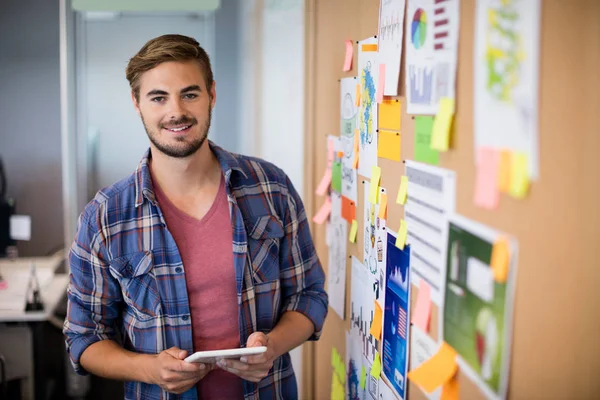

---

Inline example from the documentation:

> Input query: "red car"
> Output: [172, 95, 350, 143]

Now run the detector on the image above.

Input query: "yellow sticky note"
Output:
[369, 166, 382, 204]
[369, 301, 383, 340]
[370, 353, 382, 379]
[490, 238, 510, 283]
[497, 149, 511, 193]
[349, 220, 358, 243]
[441, 374, 460, 400]
[509, 152, 529, 199]
[395, 219, 408, 250]
[407, 342, 458, 394]
[331, 373, 345, 400]
[431, 97, 455, 152]
[378, 193, 388, 220]
[355, 84, 361, 107]
[359, 366, 367, 390]
[377, 130, 401, 161]
[396, 175, 408, 205]
[378, 99, 402, 131]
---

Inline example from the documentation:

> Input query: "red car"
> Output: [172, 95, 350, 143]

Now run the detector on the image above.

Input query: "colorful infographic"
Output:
[357, 36, 379, 178]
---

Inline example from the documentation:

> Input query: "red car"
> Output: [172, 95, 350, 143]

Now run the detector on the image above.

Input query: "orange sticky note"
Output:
[341, 196, 356, 224]
[315, 169, 332, 196]
[312, 197, 332, 225]
[509, 152, 529, 199]
[490, 237, 510, 283]
[396, 175, 408, 205]
[412, 280, 432, 332]
[343, 40, 353, 71]
[407, 342, 458, 394]
[378, 193, 388, 220]
[431, 97, 454, 152]
[473, 147, 500, 210]
[352, 129, 360, 169]
[369, 301, 383, 340]
[395, 219, 407, 250]
[361, 43, 378, 52]
[377, 64, 386, 104]
[349, 220, 358, 243]
[378, 130, 401, 161]
[497, 149, 511, 193]
[355, 84, 361, 107]
[379, 99, 402, 131]
[441, 374, 460, 400]
[369, 166, 382, 204]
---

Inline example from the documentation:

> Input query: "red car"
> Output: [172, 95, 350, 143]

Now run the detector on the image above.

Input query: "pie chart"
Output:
[411, 8, 427, 49]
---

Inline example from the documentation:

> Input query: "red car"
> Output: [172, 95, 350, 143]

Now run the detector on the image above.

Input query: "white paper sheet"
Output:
[357, 37, 379, 178]
[350, 256, 378, 365]
[327, 205, 348, 319]
[473, 0, 540, 177]
[405, 0, 460, 115]
[363, 182, 388, 308]
[409, 326, 442, 400]
[404, 161, 455, 311]
[341, 77, 359, 203]
[378, 0, 407, 95]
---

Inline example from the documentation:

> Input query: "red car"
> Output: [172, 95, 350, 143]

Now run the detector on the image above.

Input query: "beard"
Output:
[141, 106, 211, 158]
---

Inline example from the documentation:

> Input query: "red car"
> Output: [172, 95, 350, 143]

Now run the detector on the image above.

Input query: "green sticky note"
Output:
[370, 353, 382, 379]
[414, 116, 439, 165]
[359, 365, 367, 390]
[332, 160, 343, 193]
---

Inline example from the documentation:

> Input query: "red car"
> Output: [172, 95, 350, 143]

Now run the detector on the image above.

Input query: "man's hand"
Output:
[216, 332, 276, 383]
[146, 347, 213, 394]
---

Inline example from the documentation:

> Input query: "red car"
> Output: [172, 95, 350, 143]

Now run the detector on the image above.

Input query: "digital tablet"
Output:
[184, 346, 267, 364]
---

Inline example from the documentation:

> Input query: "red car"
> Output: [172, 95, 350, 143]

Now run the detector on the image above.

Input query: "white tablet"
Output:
[184, 346, 267, 364]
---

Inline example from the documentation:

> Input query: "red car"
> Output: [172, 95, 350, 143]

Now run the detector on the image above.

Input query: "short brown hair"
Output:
[126, 34, 214, 102]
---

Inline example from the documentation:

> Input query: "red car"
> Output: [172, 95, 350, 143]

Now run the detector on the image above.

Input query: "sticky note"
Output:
[369, 301, 383, 340]
[378, 193, 388, 220]
[349, 220, 358, 243]
[395, 219, 407, 250]
[431, 97, 455, 152]
[497, 149, 511, 193]
[315, 169, 332, 196]
[355, 84, 361, 107]
[490, 238, 510, 283]
[369, 166, 382, 204]
[359, 366, 367, 390]
[377, 64, 385, 104]
[509, 152, 529, 198]
[342, 196, 356, 224]
[331, 373, 345, 400]
[396, 176, 408, 205]
[407, 342, 458, 393]
[327, 137, 335, 168]
[361, 43, 378, 52]
[352, 129, 360, 169]
[377, 130, 401, 161]
[379, 99, 402, 131]
[370, 353, 382, 379]
[441, 374, 459, 400]
[414, 116, 439, 165]
[343, 40, 353, 71]
[332, 161, 343, 193]
[473, 147, 500, 210]
[312, 197, 332, 225]
[412, 280, 432, 332]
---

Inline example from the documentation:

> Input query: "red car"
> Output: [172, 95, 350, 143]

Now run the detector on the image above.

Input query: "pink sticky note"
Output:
[315, 169, 332, 196]
[412, 280, 432, 332]
[474, 147, 500, 210]
[377, 64, 386, 104]
[343, 40, 353, 72]
[327, 138, 335, 168]
[312, 197, 332, 225]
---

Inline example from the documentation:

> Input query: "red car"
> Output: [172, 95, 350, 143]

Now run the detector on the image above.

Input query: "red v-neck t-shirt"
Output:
[153, 174, 244, 399]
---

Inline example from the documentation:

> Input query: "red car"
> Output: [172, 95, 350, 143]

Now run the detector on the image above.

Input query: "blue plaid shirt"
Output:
[64, 142, 328, 400]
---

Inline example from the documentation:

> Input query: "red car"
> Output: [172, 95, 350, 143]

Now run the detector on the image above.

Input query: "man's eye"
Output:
[151, 97, 165, 102]
[183, 93, 198, 99]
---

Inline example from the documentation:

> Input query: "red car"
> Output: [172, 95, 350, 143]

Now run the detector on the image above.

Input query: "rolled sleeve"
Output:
[279, 176, 328, 340]
[63, 208, 122, 375]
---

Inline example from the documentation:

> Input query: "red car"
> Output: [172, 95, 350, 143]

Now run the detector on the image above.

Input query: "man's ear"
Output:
[131, 91, 141, 116]
[210, 81, 216, 109]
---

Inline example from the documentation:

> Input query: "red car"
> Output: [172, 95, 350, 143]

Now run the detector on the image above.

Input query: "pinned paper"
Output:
[369, 301, 383, 340]
[377, 64, 386, 104]
[509, 152, 529, 198]
[412, 281, 432, 332]
[396, 175, 408, 205]
[377, 131, 401, 161]
[342, 196, 356, 224]
[359, 366, 367, 390]
[355, 84, 361, 107]
[9, 215, 31, 241]
[349, 220, 358, 243]
[368, 166, 382, 204]
[395, 219, 408, 250]
[498, 149, 511, 193]
[332, 161, 343, 193]
[315, 169, 332, 196]
[370, 353, 382, 379]
[473, 147, 500, 210]
[312, 197, 332, 225]
[407, 342, 458, 394]
[414, 116, 439, 165]
[352, 129, 360, 169]
[490, 238, 510, 283]
[379, 99, 402, 131]
[431, 97, 455, 152]
[343, 40, 353, 71]
[441, 374, 460, 400]
[378, 193, 388, 220]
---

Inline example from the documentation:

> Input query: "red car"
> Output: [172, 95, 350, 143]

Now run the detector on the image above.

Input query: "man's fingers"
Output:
[174, 360, 206, 373]
[246, 332, 269, 348]
[243, 353, 268, 365]
[218, 359, 250, 372]
[164, 347, 183, 358]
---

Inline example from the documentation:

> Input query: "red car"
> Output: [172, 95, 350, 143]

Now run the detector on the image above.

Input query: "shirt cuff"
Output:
[283, 291, 328, 340]
[65, 333, 108, 375]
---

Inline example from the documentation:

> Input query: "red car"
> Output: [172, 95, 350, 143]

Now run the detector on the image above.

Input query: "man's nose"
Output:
[167, 98, 186, 119]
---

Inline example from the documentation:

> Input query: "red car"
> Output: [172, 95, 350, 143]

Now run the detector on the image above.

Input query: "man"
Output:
[63, 34, 328, 400]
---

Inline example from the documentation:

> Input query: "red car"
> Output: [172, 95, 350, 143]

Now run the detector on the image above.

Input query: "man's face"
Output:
[133, 60, 216, 158]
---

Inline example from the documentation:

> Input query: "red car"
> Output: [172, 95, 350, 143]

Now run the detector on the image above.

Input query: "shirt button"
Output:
[175, 267, 183, 273]
[182, 315, 189, 321]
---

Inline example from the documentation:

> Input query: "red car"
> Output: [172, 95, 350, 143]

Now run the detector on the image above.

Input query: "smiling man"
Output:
[63, 34, 328, 400]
